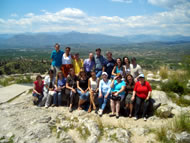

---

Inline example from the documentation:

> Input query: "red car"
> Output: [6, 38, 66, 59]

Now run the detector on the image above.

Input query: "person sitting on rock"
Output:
[110, 73, 126, 119]
[32, 75, 44, 106]
[65, 68, 78, 112]
[77, 69, 90, 110]
[131, 74, 152, 121]
[39, 69, 56, 108]
[125, 74, 135, 118]
[98, 72, 111, 117]
[52, 71, 66, 107]
[88, 71, 99, 113]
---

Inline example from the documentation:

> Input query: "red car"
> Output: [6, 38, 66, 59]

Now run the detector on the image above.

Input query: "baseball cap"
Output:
[139, 74, 145, 78]
[102, 72, 108, 76]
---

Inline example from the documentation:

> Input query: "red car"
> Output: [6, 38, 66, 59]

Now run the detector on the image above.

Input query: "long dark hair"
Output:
[123, 56, 130, 65]
[125, 74, 135, 86]
[116, 58, 122, 68]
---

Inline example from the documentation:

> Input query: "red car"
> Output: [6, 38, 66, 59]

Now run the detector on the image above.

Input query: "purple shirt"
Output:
[83, 59, 95, 72]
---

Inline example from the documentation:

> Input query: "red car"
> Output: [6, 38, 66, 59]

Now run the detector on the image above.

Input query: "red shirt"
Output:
[134, 81, 152, 99]
[33, 80, 44, 94]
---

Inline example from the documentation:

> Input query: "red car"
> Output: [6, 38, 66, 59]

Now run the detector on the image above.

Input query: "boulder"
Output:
[175, 132, 190, 143]
[156, 105, 173, 118]
[183, 95, 190, 101]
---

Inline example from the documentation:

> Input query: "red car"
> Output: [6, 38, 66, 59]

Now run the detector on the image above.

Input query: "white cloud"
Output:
[0, 6, 190, 36]
[10, 13, 18, 17]
[111, 0, 133, 3]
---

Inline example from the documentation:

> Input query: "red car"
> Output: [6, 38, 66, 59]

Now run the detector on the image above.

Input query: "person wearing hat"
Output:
[94, 48, 106, 78]
[73, 53, 84, 76]
[110, 73, 126, 119]
[98, 72, 112, 116]
[131, 74, 152, 121]
[130, 57, 143, 82]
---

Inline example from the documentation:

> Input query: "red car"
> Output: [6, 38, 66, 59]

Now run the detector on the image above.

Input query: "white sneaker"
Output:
[98, 109, 103, 116]
[144, 117, 147, 121]
[134, 117, 138, 120]
[45, 105, 48, 108]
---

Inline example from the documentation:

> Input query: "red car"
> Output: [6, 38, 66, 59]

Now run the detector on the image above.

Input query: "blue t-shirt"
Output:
[51, 50, 64, 66]
[111, 80, 126, 96]
[57, 78, 66, 87]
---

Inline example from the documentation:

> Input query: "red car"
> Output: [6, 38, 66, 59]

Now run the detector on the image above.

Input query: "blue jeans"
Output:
[95, 69, 102, 78]
[98, 92, 110, 110]
[33, 93, 43, 105]
[77, 89, 89, 100]
[53, 91, 62, 106]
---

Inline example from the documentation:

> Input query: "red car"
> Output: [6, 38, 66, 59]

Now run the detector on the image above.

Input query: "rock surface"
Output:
[0, 88, 190, 143]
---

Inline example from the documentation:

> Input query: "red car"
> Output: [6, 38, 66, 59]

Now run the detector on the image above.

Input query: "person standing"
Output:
[61, 47, 73, 78]
[73, 53, 84, 76]
[112, 58, 125, 79]
[123, 57, 131, 75]
[103, 51, 115, 79]
[83, 52, 95, 78]
[131, 74, 152, 121]
[130, 57, 143, 82]
[51, 43, 64, 76]
[94, 48, 106, 78]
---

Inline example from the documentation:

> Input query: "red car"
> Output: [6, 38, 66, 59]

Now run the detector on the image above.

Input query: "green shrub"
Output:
[155, 113, 190, 143]
[160, 66, 169, 79]
[172, 113, 190, 133]
[161, 80, 184, 95]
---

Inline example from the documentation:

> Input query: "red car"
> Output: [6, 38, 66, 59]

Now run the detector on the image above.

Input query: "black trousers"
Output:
[134, 96, 149, 118]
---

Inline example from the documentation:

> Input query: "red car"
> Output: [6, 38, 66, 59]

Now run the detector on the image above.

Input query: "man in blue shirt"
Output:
[103, 51, 115, 79]
[51, 43, 64, 76]
[94, 48, 106, 78]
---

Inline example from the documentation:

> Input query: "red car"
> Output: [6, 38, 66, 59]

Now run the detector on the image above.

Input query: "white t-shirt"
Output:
[90, 77, 99, 91]
[130, 64, 142, 78]
[62, 53, 72, 65]
[43, 75, 55, 92]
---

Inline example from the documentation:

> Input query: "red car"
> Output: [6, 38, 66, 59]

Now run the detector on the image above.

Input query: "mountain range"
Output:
[0, 31, 190, 47]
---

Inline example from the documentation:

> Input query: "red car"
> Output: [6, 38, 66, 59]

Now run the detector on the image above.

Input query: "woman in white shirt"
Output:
[98, 72, 111, 117]
[88, 71, 99, 113]
[61, 47, 73, 78]
[123, 56, 131, 75]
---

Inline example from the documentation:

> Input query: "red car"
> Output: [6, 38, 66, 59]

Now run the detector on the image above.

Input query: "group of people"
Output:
[32, 43, 152, 121]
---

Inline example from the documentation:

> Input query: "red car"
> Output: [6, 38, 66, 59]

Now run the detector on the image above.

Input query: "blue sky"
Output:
[0, 0, 190, 36]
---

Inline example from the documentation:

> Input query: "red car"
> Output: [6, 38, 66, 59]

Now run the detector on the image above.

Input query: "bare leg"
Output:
[116, 101, 120, 116]
[129, 103, 133, 117]
[110, 99, 116, 114]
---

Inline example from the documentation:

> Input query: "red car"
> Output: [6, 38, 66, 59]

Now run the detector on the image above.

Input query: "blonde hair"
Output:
[55, 71, 63, 85]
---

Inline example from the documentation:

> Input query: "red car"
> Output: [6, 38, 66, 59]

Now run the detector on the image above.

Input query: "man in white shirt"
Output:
[130, 57, 143, 82]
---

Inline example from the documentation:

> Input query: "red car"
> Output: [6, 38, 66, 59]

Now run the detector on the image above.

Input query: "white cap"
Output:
[102, 72, 108, 76]
[139, 74, 145, 78]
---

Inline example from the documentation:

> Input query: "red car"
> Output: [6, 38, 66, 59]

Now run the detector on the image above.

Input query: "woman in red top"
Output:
[131, 74, 152, 121]
[33, 75, 44, 106]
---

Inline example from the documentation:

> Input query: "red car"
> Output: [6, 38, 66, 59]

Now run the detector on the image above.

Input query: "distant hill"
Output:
[0, 31, 190, 48]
